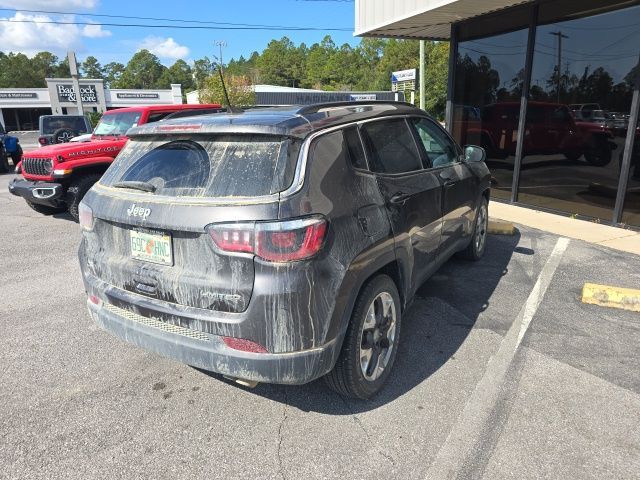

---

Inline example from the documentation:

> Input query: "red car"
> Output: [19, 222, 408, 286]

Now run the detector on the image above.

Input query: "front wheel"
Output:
[0, 148, 9, 173]
[459, 197, 488, 261]
[11, 145, 22, 166]
[66, 174, 101, 221]
[325, 275, 401, 399]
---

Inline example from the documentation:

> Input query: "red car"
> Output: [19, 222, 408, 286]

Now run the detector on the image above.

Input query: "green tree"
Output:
[158, 59, 194, 92]
[257, 37, 305, 87]
[115, 49, 166, 89]
[81, 56, 104, 79]
[103, 62, 125, 87]
[199, 71, 256, 107]
[193, 56, 216, 89]
[422, 41, 449, 119]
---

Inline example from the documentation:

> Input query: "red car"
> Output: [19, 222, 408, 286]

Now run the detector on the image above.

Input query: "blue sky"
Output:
[0, 0, 359, 66]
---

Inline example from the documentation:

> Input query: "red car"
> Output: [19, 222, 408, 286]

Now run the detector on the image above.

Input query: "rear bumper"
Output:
[8, 178, 65, 207]
[86, 298, 338, 385]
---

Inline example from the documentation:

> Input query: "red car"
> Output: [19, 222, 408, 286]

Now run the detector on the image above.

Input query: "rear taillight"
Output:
[207, 217, 327, 262]
[38, 136, 47, 146]
[79, 202, 94, 231]
[222, 336, 268, 354]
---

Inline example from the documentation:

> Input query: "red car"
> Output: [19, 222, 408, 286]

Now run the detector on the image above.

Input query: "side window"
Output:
[147, 112, 172, 123]
[343, 126, 367, 170]
[360, 119, 422, 174]
[411, 118, 459, 168]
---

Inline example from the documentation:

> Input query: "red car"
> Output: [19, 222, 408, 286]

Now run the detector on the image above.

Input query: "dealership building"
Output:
[0, 79, 183, 132]
[356, 0, 640, 227]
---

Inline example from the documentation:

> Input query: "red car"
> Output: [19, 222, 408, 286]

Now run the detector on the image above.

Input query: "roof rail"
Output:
[297, 100, 418, 116]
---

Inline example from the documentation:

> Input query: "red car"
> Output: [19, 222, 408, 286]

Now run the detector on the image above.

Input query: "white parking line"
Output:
[425, 237, 570, 479]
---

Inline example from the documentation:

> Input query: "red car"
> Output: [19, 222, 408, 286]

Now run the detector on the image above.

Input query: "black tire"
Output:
[52, 128, 77, 144]
[11, 145, 22, 166]
[564, 151, 582, 162]
[459, 196, 488, 261]
[66, 174, 101, 221]
[584, 137, 612, 167]
[0, 148, 9, 173]
[325, 274, 401, 399]
[25, 200, 66, 215]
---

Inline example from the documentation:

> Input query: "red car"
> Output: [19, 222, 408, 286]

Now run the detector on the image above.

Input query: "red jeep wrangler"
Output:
[453, 101, 617, 167]
[9, 103, 222, 220]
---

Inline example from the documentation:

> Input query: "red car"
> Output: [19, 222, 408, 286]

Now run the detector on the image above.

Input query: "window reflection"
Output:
[453, 29, 529, 200]
[518, 3, 640, 224]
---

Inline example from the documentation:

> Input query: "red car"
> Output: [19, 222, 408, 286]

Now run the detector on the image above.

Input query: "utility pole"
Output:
[419, 40, 425, 110]
[214, 40, 227, 74]
[549, 31, 568, 103]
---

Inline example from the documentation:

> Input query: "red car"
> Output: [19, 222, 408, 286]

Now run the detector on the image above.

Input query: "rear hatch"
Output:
[84, 133, 300, 313]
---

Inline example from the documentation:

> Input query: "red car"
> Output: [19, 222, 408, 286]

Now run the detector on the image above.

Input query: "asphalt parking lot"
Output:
[1, 172, 639, 480]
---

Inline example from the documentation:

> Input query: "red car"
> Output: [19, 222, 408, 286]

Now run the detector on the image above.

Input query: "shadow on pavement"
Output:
[196, 230, 522, 413]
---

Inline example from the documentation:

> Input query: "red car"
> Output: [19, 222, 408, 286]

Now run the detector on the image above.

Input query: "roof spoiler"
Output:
[297, 100, 418, 116]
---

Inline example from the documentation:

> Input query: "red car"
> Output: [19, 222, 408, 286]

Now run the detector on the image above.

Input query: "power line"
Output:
[0, 17, 353, 31]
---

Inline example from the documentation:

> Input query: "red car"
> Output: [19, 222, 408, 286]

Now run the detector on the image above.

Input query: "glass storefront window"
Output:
[453, 27, 528, 200]
[517, 2, 640, 224]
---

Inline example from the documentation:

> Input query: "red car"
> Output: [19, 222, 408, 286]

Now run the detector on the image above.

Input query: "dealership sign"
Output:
[349, 94, 377, 101]
[391, 69, 417, 82]
[0, 92, 38, 99]
[116, 92, 160, 99]
[57, 84, 98, 103]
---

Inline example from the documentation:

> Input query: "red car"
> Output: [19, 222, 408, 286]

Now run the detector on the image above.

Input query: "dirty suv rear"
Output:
[79, 103, 491, 398]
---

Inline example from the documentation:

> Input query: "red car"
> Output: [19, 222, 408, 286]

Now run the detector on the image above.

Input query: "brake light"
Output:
[207, 217, 327, 262]
[38, 136, 47, 146]
[79, 202, 94, 231]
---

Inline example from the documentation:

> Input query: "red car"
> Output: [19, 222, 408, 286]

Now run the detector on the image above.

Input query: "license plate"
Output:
[130, 230, 173, 266]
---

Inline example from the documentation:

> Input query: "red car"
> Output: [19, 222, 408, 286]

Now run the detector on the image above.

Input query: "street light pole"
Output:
[549, 31, 568, 103]
[215, 40, 227, 74]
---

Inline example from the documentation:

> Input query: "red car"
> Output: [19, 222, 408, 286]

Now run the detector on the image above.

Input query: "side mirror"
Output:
[464, 145, 486, 163]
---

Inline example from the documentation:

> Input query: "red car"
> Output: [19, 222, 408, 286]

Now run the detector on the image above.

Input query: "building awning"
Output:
[355, 0, 532, 39]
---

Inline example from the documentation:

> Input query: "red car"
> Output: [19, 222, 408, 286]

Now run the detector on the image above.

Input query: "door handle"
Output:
[439, 172, 456, 188]
[389, 192, 411, 205]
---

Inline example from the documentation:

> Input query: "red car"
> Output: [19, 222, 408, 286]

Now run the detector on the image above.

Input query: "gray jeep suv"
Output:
[78, 102, 490, 399]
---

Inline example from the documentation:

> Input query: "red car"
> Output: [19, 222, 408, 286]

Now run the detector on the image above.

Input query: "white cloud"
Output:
[0, 12, 112, 56]
[139, 36, 189, 60]
[0, 12, 83, 56]
[0, 0, 98, 8]
[82, 23, 111, 38]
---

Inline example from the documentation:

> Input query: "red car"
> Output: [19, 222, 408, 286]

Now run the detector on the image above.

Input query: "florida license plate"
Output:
[130, 230, 173, 265]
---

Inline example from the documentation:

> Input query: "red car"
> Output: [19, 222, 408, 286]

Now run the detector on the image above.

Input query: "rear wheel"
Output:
[66, 174, 101, 221]
[584, 137, 612, 167]
[459, 197, 488, 261]
[325, 275, 401, 399]
[25, 200, 66, 215]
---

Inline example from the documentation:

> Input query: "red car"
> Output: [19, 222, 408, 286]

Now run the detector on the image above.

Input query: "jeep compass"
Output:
[78, 102, 491, 399]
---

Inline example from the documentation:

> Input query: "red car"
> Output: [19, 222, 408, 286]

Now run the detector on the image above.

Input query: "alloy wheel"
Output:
[359, 292, 397, 381]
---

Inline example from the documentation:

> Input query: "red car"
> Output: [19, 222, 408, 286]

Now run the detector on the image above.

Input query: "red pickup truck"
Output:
[453, 101, 617, 167]
[9, 103, 222, 220]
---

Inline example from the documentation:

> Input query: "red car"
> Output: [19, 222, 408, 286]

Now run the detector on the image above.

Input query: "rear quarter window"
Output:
[100, 134, 299, 198]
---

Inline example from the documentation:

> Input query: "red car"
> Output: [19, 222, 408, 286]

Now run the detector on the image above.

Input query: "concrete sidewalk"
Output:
[489, 201, 640, 256]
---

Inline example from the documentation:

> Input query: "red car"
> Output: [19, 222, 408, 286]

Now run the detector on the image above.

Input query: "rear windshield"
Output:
[100, 135, 300, 198]
[41, 116, 89, 135]
[94, 111, 142, 136]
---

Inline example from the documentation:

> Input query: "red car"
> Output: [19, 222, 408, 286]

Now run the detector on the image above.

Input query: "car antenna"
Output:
[217, 66, 242, 114]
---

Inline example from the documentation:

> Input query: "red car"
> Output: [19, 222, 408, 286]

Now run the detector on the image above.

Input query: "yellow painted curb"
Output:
[488, 219, 516, 235]
[581, 283, 640, 312]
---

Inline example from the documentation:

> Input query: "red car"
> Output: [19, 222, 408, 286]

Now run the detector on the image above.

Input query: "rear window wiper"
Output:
[113, 180, 156, 193]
